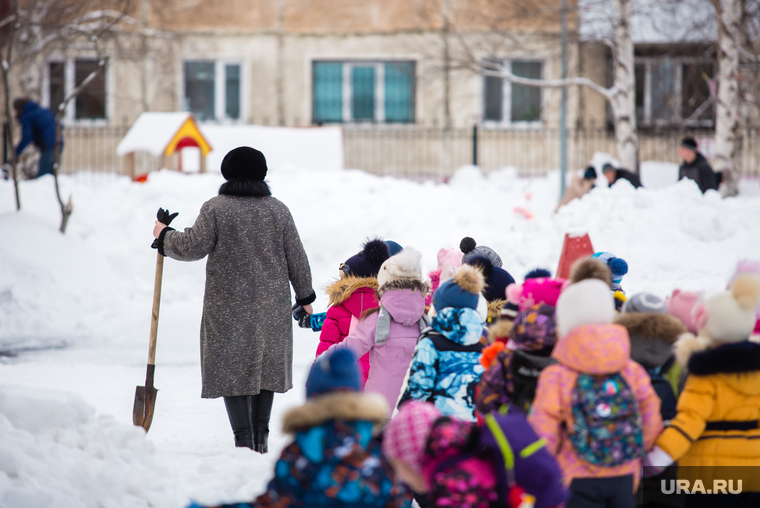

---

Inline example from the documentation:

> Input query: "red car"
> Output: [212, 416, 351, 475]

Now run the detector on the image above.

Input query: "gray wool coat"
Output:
[161, 194, 314, 399]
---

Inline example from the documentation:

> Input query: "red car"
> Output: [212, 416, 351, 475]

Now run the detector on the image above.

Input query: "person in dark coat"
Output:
[13, 98, 61, 178]
[602, 163, 642, 188]
[678, 137, 718, 193]
[152, 146, 316, 453]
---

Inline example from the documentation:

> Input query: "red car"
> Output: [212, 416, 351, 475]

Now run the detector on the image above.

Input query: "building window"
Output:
[312, 61, 415, 124]
[635, 58, 714, 127]
[45, 59, 107, 122]
[484, 60, 543, 125]
[183, 60, 242, 122]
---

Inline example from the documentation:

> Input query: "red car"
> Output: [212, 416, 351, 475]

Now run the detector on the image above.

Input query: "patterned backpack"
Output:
[568, 373, 645, 467]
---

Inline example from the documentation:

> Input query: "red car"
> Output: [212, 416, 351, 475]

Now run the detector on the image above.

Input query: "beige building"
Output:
[15, 0, 758, 177]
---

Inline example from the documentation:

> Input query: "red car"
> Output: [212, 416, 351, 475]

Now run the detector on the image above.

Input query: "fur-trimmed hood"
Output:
[282, 392, 389, 434]
[377, 277, 430, 298]
[326, 275, 379, 306]
[488, 319, 513, 343]
[684, 342, 760, 396]
[615, 312, 686, 369]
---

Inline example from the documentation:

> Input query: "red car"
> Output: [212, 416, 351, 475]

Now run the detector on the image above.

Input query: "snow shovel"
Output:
[133, 208, 178, 433]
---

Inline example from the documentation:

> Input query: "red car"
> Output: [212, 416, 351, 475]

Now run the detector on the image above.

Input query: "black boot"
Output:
[224, 395, 253, 449]
[251, 390, 274, 453]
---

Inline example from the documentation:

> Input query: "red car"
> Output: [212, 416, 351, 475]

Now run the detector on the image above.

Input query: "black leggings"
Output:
[223, 390, 274, 444]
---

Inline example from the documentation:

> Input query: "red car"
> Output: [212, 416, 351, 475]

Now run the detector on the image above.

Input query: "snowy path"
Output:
[1, 166, 759, 506]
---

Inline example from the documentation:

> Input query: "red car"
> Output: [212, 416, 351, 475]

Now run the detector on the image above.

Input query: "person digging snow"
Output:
[152, 146, 316, 453]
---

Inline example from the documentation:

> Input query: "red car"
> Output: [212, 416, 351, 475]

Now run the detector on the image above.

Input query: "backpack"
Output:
[568, 373, 645, 467]
[509, 350, 556, 413]
[437, 408, 567, 508]
[374, 306, 430, 345]
[647, 358, 677, 422]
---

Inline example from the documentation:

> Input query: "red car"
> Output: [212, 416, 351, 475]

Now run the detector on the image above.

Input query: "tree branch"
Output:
[481, 66, 615, 100]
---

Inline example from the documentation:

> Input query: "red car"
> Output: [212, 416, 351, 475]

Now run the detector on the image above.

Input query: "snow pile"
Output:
[116, 113, 194, 157]
[0, 213, 117, 354]
[0, 385, 180, 508]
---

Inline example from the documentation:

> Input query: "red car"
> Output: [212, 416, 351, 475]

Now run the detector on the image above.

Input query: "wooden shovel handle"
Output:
[148, 251, 164, 366]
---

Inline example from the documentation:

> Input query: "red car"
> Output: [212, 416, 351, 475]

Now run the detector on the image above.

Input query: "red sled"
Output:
[556, 232, 594, 280]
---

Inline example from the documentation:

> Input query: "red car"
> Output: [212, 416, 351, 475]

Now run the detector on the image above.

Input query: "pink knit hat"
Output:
[666, 289, 702, 334]
[382, 402, 441, 473]
[508, 277, 566, 312]
[437, 247, 463, 273]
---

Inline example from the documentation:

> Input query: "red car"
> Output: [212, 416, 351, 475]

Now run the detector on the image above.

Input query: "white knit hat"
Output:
[377, 248, 423, 288]
[699, 273, 760, 344]
[556, 279, 616, 337]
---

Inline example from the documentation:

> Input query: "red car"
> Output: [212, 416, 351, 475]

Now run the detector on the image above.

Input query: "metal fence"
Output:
[48, 124, 760, 180]
[343, 126, 760, 179]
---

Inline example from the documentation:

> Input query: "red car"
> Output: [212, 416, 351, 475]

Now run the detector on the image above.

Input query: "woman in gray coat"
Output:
[152, 146, 315, 453]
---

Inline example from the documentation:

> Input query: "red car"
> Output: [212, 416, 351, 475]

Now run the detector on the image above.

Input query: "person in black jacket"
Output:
[678, 137, 718, 193]
[13, 98, 61, 178]
[602, 163, 642, 188]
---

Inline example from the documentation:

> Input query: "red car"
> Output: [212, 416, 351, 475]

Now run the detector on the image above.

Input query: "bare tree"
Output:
[2, 0, 137, 230]
[425, 0, 641, 171]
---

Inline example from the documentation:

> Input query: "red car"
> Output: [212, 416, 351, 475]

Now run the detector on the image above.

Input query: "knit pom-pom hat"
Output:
[342, 238, 391, 278]
[432, 265, 485, 312]
[460, 237, 503, 268]
[511, 277, 566, 311]
[466, 255, 516, 303]
[382, 401, 441, 473]
[592, 252, 628, 289]
[525, 268, 552, 279]
[377, 248, 424, 288]
[305, 348, 361, 398]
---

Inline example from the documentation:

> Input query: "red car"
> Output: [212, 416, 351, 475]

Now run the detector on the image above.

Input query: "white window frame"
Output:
[636, 56, 714, 128]
[42, 57, 112, 126]
[483, 59, 544, 129]
[182, 59, 245, 124]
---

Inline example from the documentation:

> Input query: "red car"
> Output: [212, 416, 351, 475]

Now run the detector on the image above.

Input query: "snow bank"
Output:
[0, 385, 180, 508]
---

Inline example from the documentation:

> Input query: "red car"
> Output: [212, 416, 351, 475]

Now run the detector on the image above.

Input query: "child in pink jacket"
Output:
[317, 239, 390, 388]
[529, 279, 663, 508]
[325, 248, 429, 416]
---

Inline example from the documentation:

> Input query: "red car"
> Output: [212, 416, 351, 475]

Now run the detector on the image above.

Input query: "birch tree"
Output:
[446, 0, 641, 171]
[709, 0, 742, 195]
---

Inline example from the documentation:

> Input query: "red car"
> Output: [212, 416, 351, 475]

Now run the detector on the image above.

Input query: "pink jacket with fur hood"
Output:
[316, 276, 379, 387]
[528, 324, 663, 488]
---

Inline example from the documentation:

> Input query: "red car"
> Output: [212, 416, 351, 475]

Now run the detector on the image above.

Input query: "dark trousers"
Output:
[36, 146, 58, 178]
[223, 391, 274, 449]
[568, 475, 635, 508]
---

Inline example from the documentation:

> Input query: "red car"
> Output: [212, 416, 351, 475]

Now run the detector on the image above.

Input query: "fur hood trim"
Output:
[615, 313, 686, 344]
[488, 319, 513, 343]
[326, 276, 379, 306]
[674, 332, 711, 367]
[377, 278, 430, 298]
[687, 341, 760, 376]
[570, 258, 612, 288]
[218, 179, 272, 197]
[282, 392, 389, 434]
[487, 299, 507, 319]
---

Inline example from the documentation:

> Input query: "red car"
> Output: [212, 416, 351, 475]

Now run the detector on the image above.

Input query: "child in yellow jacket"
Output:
[643, 273, 760, 508]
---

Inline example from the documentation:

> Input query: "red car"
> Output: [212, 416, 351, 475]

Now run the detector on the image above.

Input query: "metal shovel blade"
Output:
[133, 364, 158, 432]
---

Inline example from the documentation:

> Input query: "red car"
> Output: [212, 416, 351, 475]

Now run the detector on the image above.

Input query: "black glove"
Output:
[152, 208, 179, 250]
[292, 304, 311, 329]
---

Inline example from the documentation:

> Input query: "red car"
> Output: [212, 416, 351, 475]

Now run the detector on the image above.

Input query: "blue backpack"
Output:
[568, 373, 645, 467]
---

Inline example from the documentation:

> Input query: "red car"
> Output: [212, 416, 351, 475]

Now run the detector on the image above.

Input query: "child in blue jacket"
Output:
[188, 349, 411, 508]
[398, 265, 487, 421]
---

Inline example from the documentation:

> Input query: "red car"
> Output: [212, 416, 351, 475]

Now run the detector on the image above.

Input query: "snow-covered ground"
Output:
[0, 164, 759, 507]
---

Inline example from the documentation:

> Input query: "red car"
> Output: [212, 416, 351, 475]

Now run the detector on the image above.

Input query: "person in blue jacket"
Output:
[13, 98, 61, 178]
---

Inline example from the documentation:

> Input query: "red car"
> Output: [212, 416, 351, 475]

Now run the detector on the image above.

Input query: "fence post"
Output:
[472, 124, 478, 167]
